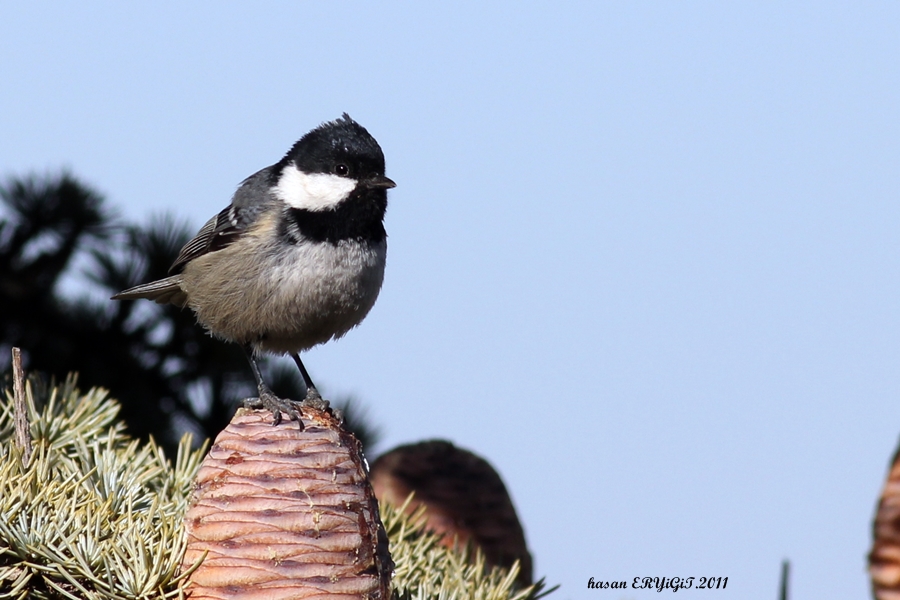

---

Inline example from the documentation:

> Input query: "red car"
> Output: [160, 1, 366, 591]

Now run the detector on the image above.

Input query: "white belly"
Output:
[182, 237, 386, 354]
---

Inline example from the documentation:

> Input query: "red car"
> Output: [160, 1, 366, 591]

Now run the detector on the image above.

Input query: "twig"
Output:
[12, 347, 33, 466]
[779, 559, 789, 600]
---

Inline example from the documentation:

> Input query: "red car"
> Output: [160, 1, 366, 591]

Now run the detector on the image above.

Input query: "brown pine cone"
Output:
[370, 439, 532, 585]
[181, 406, 392, 600]
[871, 442, 900, 600]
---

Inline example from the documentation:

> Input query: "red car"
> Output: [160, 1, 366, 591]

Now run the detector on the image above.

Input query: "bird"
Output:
[112, 113, 394, 426]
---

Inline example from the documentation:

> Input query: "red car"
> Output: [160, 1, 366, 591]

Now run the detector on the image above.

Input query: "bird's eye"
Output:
[335, 164, 350, 176]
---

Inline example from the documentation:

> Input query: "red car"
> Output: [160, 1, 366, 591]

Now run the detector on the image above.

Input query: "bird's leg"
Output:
[291, 353, 329, 410]
[242, 345, 303, 427]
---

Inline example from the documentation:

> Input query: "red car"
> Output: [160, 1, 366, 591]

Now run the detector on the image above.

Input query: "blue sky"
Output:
[3, 3, 899, 598]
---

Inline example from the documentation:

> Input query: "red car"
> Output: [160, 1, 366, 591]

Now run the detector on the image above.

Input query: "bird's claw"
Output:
[244, 388, 304, 428]
[302, 387, 330, 411]
[243, 386, 332, 427]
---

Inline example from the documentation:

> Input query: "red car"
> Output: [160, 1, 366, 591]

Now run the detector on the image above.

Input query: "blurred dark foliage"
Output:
[0, 172, 379, 453]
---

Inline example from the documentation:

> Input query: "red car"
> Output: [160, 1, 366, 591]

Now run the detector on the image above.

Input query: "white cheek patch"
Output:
[274, 164, 358, 211]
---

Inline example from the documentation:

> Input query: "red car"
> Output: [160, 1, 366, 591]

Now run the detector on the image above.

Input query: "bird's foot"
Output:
[301, 386, 330, 411]
[244, 387, 303, 428]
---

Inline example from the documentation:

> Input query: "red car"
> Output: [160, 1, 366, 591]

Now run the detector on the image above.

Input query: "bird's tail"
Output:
[111, 275, 188, 307]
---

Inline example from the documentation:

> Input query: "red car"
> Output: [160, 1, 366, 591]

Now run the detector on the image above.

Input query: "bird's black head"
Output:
[281, 113, 389, 184]
[273, 114, 395, 244]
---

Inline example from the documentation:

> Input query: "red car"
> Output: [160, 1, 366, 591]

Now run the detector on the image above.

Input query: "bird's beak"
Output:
[365, 175, 396, 189]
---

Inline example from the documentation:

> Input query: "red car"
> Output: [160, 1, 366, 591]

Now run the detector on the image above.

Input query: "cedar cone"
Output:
[181, 407, 392, 600]
[370, 439, 532, 584]
[871, 441, 900, 600]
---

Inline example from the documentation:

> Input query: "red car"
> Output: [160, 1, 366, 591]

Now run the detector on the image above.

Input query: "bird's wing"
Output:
[168, 207, 238, 274]
[111, 208, 243, 304]
[168, 168, 274, 275]
[112, 168, 276, 304]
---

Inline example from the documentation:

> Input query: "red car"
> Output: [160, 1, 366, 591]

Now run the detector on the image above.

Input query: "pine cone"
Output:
[181, 407, 392, 600]
[370, 439, 532, 585]
[870, 443, 900, 600]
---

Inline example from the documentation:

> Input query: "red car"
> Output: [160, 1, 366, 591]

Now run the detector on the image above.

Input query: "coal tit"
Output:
[113, 114, 395, 425]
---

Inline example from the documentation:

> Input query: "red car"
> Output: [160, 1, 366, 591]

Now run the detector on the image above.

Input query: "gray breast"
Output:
[181, 236, 386, 354]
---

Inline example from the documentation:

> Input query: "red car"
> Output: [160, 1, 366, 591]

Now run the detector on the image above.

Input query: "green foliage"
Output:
[382, 500, 556, 600]
[0, 376, 206, 599]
